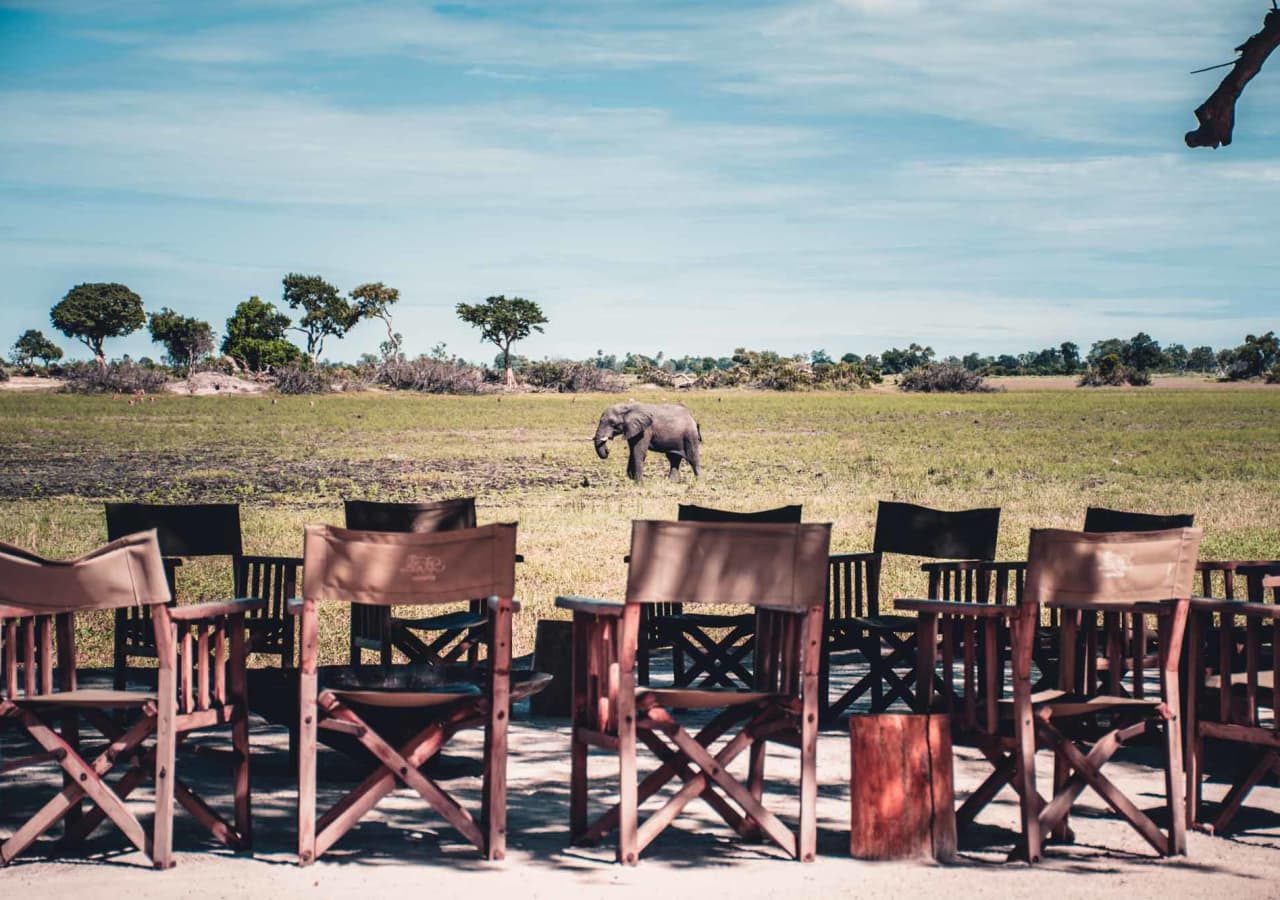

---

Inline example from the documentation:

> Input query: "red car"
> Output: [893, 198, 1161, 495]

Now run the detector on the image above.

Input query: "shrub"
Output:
[1077, 354, 1150, 387]
[1266, 365, 1280, 385]
[62, 360, 169, 394]
[0, 366, 9, 383]
[898, 363, 997, 393]
[815, 360, 882, 390]
[273, 364, 333, 395]
[524, 360, 623, 393]
[377, 356, 485, 394]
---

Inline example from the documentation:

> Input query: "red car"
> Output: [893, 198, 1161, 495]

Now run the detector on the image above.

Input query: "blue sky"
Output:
[1, 1, 1277, 364]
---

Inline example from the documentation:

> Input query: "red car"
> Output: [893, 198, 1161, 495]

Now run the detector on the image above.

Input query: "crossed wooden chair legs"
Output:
[1, 698, 250, 868]
[570, 693, 817, 865]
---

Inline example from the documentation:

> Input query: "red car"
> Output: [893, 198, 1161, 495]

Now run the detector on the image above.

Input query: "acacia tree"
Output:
[456, 295, 548, 386]
[148, 308, 215, 372]
[10, 329, 63, 368]
[50, 282, 145, 367]
[221, 296, 301, 373]
[349, 282, 402, 360]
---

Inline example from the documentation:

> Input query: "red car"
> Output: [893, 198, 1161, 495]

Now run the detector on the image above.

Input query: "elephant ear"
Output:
[623, 409, 653, 440]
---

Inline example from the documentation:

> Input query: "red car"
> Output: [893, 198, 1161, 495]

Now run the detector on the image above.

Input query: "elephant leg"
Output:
[666, 453, 682, 480]
[629, 437, 650, 482]
[685, 437, 701, 477]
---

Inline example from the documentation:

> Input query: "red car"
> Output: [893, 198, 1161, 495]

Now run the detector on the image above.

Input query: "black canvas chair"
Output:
[636, 504, 803, 688]
[106, 503, 300, 686]
[822, 501, 1000, 719]
[344, 498, 492, 667]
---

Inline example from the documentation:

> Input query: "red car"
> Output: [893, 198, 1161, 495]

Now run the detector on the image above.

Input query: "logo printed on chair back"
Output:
[402, 554, 447, 582]
[1025, 527, 1202, 607]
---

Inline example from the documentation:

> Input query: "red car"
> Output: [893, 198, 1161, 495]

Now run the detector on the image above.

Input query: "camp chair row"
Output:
[566, 521, 1214, 865]
[1, 522, 545, 869]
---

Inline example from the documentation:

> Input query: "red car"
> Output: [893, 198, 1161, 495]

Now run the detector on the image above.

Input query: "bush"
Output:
[273, 364, 333, 395]
[377, 356, 485, 394]
[898, 363, 997, 393]
[1077, 354, 1150, 387]
[0, 366, 9, 383]
[524, 360, 623, 393]
[1266, 365, 1280, 385]
[62, 360, 169, 394]
[815, 360, 882, 390]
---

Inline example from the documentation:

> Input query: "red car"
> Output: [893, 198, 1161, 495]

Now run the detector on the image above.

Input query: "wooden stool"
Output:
[849, 713, 956, 861]
[530, 618, 572, 717]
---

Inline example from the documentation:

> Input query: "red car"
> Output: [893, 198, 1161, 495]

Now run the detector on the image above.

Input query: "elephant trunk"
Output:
[594, 438, 610, 459]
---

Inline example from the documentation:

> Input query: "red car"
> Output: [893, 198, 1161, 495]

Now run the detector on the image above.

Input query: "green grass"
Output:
[2, 386, 1278, 663]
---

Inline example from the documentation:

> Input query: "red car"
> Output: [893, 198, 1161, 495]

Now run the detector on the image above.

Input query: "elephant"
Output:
[593, 402, 702, 482]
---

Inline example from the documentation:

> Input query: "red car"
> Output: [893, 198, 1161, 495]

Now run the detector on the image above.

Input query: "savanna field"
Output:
[2, 379, 1278, 664]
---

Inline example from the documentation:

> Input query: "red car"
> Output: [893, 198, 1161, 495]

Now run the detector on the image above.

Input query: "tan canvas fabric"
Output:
[0, 530, 171, 613]
[1024, 527, 1202, 607]
[302, 522, 517, 606]
[624, 520, 831, 608]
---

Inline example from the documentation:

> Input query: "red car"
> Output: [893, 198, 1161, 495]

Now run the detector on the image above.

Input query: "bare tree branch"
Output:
[1186, 8, 1280, 148]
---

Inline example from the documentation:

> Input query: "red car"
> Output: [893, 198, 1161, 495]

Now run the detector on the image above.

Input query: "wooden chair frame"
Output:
[106, 503, 300, 681]
[637, 504, 803, 690]
[295, 522, 530, 865]
[559, 520, 830, 865]
[344, 498, 510, 668]
[905, 527, 1201, 861]
[821, 501, 1000, 720]
[1186, 570, 1280, 833]
[0, 532, 260, 869]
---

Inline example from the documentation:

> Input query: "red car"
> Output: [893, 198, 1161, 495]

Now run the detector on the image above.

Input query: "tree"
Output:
[1187, 7, 1280, 149]
[1122, 332, 1163, 373]
[280, 274, 346, 361]
[148, 307, 214, 372]
[1087, 338, 1126, 368]
[1187, 345, 1218, 373]
[1219, 331, 1280, 380]
[1163, 342, 1189, 374]
[10, 329, 63, 368]
[50, 282, 145, 366]
[349, 282, 402, 360]
[879, 343, 934, 374]
[1060, 342, 1081, 374]
[221, 296, 301, 373]
[456, 295, 548, 386]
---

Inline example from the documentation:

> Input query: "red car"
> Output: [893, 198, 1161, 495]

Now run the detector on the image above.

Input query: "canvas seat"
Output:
[0, 532, 260, 869]
[295, 522, 545, 865]
[559, 519, 830, 865]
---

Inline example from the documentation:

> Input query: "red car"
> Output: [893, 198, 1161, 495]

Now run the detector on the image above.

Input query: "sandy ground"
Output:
[0, 375, 62, 391]
[2, 704, 1278, 900]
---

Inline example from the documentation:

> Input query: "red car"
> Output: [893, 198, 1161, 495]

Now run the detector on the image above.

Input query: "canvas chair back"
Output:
[303, 523, 516, 608]
[677, 503, 802, 524]
[872, 500, 1000, 560]
[344, 497, 477, 534]
[105, 503, 242, 558]
[1083, 507, 1195, 534]
[0, 531, 171, 614]
[625, 520, 830, 611]
[1024, 527, 1201, 609]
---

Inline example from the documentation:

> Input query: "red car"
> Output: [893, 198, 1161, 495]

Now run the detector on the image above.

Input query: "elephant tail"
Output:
[697, 422, 703, 442]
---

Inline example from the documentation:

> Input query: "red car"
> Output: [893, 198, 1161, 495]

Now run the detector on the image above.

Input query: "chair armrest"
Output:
[1045, 598, 1183, 614]
[168, 597, 267, 623]
[239, 554, 304, 567]
[894, 598, 1017, 619]
[1190, 597, 1280, 619]
[829, 551, 877, 564]
[487, 597, 522, 613]
[556, 595, 625, 617]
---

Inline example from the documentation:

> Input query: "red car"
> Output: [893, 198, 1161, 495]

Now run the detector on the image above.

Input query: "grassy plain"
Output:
[1, 381, 1278, 662]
